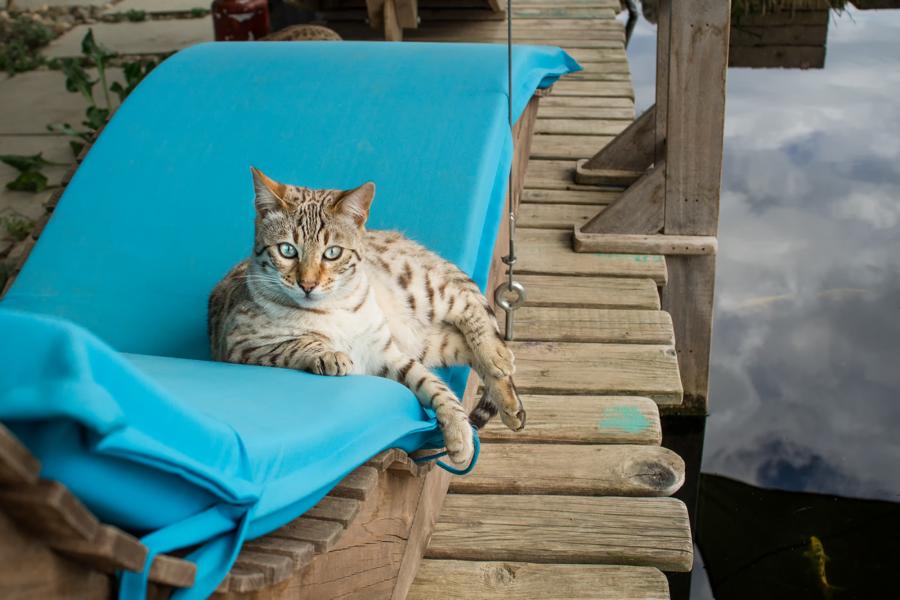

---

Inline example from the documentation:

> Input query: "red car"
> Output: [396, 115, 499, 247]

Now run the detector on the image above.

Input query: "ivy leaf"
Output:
[82, 106, 109, 131]
[6, 171, 48, 192]
[69, 140, 85, 156]
[60, 57, 96, 103]
[0, 153, 61, 173]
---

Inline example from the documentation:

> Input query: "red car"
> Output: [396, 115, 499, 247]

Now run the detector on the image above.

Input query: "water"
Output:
[624, 5, 900, 598]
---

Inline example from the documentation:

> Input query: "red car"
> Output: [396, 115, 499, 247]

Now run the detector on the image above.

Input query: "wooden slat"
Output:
[524, 159, 606, 190]
[573, 231, 718, 255]
[532, 134, 615, 160]
[518, 203, 599, 229]
[551, 80, 635, 98]
[515, 307, 674, 345]
[521, 188, 619, 205]
[0, 424, 40, 486]
[536, 105, 633, 119]
[580, 162, 666, 235]
[426, 495, 693, 572]
[539, 96, 634, 109]
[535, 118, 628, 136]
[217, 565, 266, 594]
[271, 517, 345, 553]
[330, 465, 379, 500]
[232, 550, 295, 585]
[50, 524, 146, 574]
[452, 444, 684, 496]
[0, 480, 99, 542]
[149, 554, 196, 588]
[518, 274, 660, 310]
[243, 536, 315, 565]
[410, 560, 671, 600]
[517, 229, 668, 284]
[510, 341, 683, 405]
[481, 395, 662, 445]
[306, 495, 361, 527]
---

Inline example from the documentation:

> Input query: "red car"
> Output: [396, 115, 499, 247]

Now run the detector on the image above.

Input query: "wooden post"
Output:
[660, 0, 730, 415]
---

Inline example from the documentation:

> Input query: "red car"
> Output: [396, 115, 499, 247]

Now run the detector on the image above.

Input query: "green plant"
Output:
[0, 153, 65, 192]
[0, 15, 55, 74]
[1, 215, 35, 241]
[125, 9, 148, 22]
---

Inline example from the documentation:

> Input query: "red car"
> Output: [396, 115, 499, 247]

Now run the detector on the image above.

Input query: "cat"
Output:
[208, 168, 525, 465]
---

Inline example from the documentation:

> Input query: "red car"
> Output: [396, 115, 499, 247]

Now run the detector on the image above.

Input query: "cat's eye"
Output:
[277, 243, 298, 259]
[323, 246, 343, 261]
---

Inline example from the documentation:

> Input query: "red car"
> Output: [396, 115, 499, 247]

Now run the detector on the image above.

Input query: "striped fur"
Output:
[208, 169, 525, 466]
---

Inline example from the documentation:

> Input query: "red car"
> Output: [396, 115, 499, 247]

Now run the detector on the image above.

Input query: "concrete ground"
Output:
[0, 0, 213, 257]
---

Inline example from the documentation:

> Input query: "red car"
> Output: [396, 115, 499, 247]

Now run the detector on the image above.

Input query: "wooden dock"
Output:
[325, 1, 698, 598]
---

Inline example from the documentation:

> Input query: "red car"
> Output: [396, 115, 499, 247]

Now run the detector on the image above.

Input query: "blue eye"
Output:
[323, 246, 343, 260]
[278, 243, 298, 259]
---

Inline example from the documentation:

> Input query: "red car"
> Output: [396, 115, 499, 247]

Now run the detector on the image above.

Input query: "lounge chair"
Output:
[0, 41, 578, 599]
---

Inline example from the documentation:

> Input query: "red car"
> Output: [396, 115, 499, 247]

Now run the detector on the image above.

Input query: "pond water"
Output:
[624, 4, 900, 599]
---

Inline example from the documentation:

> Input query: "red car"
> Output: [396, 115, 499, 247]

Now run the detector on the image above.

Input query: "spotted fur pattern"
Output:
[208, 169, 525, 466]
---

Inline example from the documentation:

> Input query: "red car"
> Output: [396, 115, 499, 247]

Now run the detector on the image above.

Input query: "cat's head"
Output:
[248, 167, 374, 307]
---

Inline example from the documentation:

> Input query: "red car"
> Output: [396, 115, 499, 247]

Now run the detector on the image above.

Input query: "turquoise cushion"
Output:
[0, 41, 579, 599]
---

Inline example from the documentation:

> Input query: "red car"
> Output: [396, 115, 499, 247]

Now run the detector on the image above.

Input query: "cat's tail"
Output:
[468, 377, 526, 431]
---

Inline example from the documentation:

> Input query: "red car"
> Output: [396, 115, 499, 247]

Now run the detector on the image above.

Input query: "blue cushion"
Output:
[0, 42, 579, 599]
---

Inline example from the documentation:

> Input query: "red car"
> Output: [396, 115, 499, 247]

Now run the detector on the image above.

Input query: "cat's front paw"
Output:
[314, 351, 353, 376]
[483, 341, 515, 379]
[443, 415, 475, 466]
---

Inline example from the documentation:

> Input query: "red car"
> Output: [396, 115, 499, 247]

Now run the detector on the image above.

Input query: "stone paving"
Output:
[0, 0, 212, 259]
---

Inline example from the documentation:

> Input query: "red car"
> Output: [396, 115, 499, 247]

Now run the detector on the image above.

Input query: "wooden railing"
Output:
[572, 0, 731, 416]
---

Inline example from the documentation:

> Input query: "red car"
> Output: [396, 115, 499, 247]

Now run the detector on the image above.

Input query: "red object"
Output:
[212, 0, 271, 41]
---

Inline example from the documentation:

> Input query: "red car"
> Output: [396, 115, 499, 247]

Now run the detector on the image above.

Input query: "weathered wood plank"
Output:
[426, 495, 693, 571]
[50, 524, 146, 574]
[535, 118, 628, 136]
[271, 517, 345, 553]
[580, 161, 666, 235]
[243, 536, 315, 565]
[539, 96, 634, 109]
[518, 203, 599, 229]
[409, 560, 671, 600]
[551, 80, 635, 98]
[0, 424, 40, 486]
[306, 495, 361, 527]
[330, 465, 379, 500]
[524, 159, 608, 191]
[149, 554, 197, 588]
[729, 45, 825, 69]
[531, 134, 616, 160]
[232, 550, 295, 586]
[481, 395, 662, 445]
[517, 229, 668, 284]
[573, 231, 718, 255]
[510, 341, 683, 405]
[536, 105, 634, 119]
[0, 480, 99, 542]
[515, 307, 674, 345]
[451, 444, 684, 496]
[581, 105, 657, 173]
[521, 188, 619, 205]
[518, 274, 660, 310]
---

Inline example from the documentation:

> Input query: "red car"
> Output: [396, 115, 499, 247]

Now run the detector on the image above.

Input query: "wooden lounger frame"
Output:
[0, 91, 543, 599]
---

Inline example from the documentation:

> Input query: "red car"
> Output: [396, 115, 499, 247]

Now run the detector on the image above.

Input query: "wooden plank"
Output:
[409, 560, 671, 600]
[532, 134, 615, 160]
[729, 45, 825, 69]
[535, 118, 628, 136]
[271, 517, 345, 553]
[518, 274, 660, 310]
[0, 511, 111, 600]
[510, 341, 683, 405]
[232, 550, 295, 586]
[450, 444, 684, 496]
[517, 229, 668, 284]
[481, 395, 662, 445]
[306, 495, 361, 527]
[149, 554, 196, 588]
[665, 0, 730, 236]
[539, 95, 634, 109]
[551, 80, 634, 98]
[573, 231, 718, 255]
[0, 424, 40, 485]
[521, 188, 619, 205]
[524, 159, 594, 190]
[330, 465, 379, 500]
[243, 536, 315, 565]
[660, 254, 716, 416]
[50, 524, 146, 574]
[536, 105, 633, 119]
[730, 24, 828, 46]
[217, 565, 266, 594]
[515, 307, 674, 345]
[426, 495, 693, 572]
[731, 10, 828, 26]
[575, 165, 644, 186]
[580, 162, 666, 235]
[518, 203, 599, 229]
[655, 0, 670, 165]
[0, 480, 99, 542]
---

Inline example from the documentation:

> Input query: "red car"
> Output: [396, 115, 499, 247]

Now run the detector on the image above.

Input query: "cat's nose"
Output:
[298, 281, 317, 296]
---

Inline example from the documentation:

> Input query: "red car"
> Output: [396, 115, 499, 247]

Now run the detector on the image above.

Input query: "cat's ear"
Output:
[332, 182, 375, 228]
[250, 167, 289, 215]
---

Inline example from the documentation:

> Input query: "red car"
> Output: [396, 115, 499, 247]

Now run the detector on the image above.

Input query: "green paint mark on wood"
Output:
[598, 405, 649, 433]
